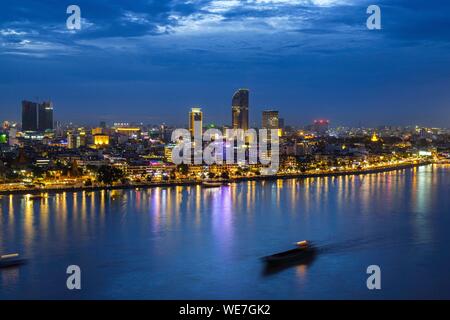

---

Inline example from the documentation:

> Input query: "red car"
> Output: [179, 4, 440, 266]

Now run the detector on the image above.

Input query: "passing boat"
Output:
[201, 179, 229, 188]
[262, 240, 316, 265]
[0, 253, 27, 268]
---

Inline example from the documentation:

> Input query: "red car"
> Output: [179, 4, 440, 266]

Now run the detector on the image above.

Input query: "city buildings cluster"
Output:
[0, 89, 449, 191]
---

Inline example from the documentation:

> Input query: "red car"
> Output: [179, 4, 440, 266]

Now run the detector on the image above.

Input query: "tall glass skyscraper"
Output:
[22, 100, 39, 131]
[38, 101, 54, 131]
[21, 100, 54, 132]
[231, 89, 249, 130]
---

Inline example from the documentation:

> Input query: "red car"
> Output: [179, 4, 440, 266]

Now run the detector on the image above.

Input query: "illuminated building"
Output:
[189, 107, 203, 137]
[262, 110, 279, 129]
[164, 144, 176, 162]
[115, 127, 141, 137]
[371, 133, 379, 142]
[232, 89, 249, 130]
[92, 127, 103, 135]
[262, 110, 281, 140]
[94, 135, 109, 146]
[67, 132, 85, 149]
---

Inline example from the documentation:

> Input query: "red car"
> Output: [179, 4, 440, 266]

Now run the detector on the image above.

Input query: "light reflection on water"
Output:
[1, 165, 450, 299]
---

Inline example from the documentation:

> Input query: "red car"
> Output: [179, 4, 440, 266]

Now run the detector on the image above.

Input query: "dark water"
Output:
[1, 165, 450, 299]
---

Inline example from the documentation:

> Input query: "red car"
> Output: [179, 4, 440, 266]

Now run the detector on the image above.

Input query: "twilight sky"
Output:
[0, 0, 449, 127]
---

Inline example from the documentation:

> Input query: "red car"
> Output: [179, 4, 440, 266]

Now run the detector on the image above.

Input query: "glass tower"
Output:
[231, 89, 249, 130]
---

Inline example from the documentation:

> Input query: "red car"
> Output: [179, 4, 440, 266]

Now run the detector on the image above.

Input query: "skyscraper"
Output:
[262, 110, 279, 129]
[22, 100, 54, 132]
[22, 100, 38, 131]
[232, 89, 249, 130]
[189, 107, 203, 137]
[38, 101, 53, 131]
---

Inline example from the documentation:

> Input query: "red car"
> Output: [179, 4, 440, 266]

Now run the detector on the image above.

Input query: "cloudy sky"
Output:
[0, 0, 449, 127]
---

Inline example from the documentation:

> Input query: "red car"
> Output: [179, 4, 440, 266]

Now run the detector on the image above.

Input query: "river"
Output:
[1, 165, 450, 299]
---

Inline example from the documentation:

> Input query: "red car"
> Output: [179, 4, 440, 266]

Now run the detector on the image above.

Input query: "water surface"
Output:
[1, 165, 450, 299]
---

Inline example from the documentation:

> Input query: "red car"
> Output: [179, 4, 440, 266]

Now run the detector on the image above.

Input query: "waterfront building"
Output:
[232, 89, 249, 130]
[189, 107, 203, 137]
[164, 144, 176, 163]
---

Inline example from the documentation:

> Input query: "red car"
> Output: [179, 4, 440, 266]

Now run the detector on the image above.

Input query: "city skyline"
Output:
[7, 89, 449, 132]
[0, 0, 449, 126]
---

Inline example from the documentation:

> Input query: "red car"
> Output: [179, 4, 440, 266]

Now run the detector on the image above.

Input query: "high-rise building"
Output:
[22, 100, 54, 132]
[22, 100, 39, 131]
[38, 101, 53, 131]
[189, 107, 203, 137]
[262, 110, 279, 129]
[232, 89, 249, 130]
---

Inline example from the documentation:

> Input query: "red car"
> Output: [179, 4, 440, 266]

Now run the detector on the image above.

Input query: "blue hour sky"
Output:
[0, 0, 449, 127]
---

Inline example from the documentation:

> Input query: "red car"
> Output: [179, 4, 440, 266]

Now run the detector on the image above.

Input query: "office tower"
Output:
[231, 89, 249, 130]
[22, 100, 39, 131]
[262, 110, 279, 129]
[189, 107, 203, 137]
[38, 101, 53, 131]
[22, 100, 54, 132]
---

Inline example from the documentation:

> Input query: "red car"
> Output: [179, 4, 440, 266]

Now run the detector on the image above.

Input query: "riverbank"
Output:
[0, 161, 433, 196]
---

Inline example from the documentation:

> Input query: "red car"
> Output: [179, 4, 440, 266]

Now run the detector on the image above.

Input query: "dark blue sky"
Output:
[1, 0, 449, 127]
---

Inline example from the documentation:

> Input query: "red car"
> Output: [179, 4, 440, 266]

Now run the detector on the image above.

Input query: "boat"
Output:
[262, 240, 316, 265]
[201, 179, 229, 188]
[0, 253, 27, 268]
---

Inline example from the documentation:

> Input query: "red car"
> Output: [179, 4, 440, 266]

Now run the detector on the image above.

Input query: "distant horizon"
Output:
[1, 92, 449, 129]
[2, 105, 449, 130]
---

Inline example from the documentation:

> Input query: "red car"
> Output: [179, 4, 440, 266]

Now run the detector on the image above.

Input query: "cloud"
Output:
[121, 11, 151, 25]
[0, 28, 27, 36]
[0, 0, 448, 60]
